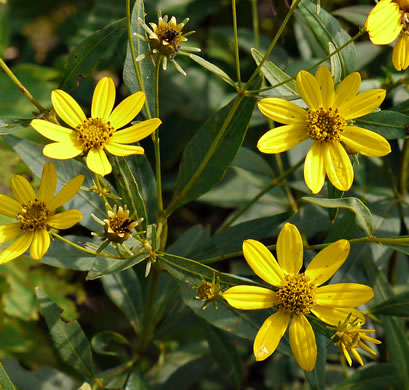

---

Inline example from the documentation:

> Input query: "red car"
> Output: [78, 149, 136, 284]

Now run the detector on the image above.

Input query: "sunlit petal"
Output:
[243, 239, 285, 286]
[108, 92, 145, 129]
[30, 228, 50, 260]
[276, 223, 303, 275]
[91, 77, 116, 120]
[105, 142, 145, 156]
[86, 148, 112, 176]
[111, 118, 162, 143]
[257, 124, 308, 154]
[305, 240, 350, 286]
[324, 141, 353, 192]
[0, 231, 34, 264]
[311, 305, 365, 326]
[0, 194, 21, 217]
[296, 70, 322, 109]
[315, 66, 334, 109]
[333, 72, 361, 108]
[30, 119, 74, 142]
[0, 223, 21, 243]
[393, 34, 409, 71]
[315, 284, 374, 307]
[222, 285, 278, 310]
[289, 314, 317, 372]
[253, 311, 290, 361]
[341, 343, 353, 366]
[11, 175, 36, 204]
[258, 98, 306, 124]
[52, 89, 86, 128]
[43, 142, 83, 159]
[48, 210, 82, 229]
[39, 162, 57, 204]
[48, 175, 84, 211]
[304, 142, 326, 194]
[337, 90, 386, 120]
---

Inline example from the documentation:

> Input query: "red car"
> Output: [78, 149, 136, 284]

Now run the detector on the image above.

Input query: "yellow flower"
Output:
[335, 317, 381, 366]
[30, 77, 162, 176]
[222, 223, 374, 371]
[0, 163, 83, 263]
[366, 0, 409, 70]
[257, 66, 391, 194]
[103, 206, 138, 243]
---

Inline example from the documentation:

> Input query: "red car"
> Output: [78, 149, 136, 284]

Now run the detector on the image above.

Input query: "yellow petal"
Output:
[341, 343, 353, 366]
[48, 175, 84, 211]
[276, 223, 303, 275]
[0, 231, 33, 264]
[305, 239, 350, 286]
[222, 285, 278, 310]
[365, 0, 403, 45]
[48, 210, 82, 229]
[304, 142, 326, 194]
[315, 283, 374, 307]
[311, 305, 365, 326]
[253, 311, 290, 361]
[324, 141, 353, 192]
[243, 239, 285, 287]
[86, 148, 112, 176]
[91, 77, 116, 120]
[39, 162, 57, 204]
[0, 194, 21, 218]
[258, 98, 306, 124]
[337, 89, 386, 120]
[341, 126, 391, 157]
[0, 223, 22, 243]
[30, 119, 74, 142]
[30, 228, 50, 260]
[111, 118, 162, 143]
[52, 89, 86, 128]
[43, 142, 83, 159]
[296, 70, 322, 109]
[257, 124, 308, 154]
[11, 175, 36, 204]
[315, 66, 334, 109]
[108, 91, 145, 130]
[333, 72, 361, 108]
[105, 142, 145, 156]
[392, 34, 409, 71]
[351, 348, 364, 366]
[289, 314, 317, 372]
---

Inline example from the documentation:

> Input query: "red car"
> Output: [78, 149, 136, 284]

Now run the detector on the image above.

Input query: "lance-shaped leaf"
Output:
[370, 290, 409, 316]
[0, 119, 31, 135]
[303, 197, 373, 236]
[91, 330, 130, 358]
[61, 18, 126, 92]
[0, 363, 16, 390]
[355, 111, 409, 139]
[35, 288, 95, 381]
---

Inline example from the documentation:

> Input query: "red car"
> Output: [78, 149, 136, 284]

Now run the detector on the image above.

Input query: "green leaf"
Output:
[125, 368, 149, 390]
[61, 18, 126, 92]
[355, 111, 409, 139]
[110, 156, 148, 231]
[333, 6, 374, 27]
[35, 288, 95, 381]
[170, 81, 259, 210]
[297, 0, 357, 76]
[334, 363, 400, 390]
[251, 48, 298, 97]
[302, 197, 373, 236]
[371, 290, 409, 316]
[188, 54, 236, 88]
[101, 268, 143, 333]
[385, 243, 409, 256]
[0, 119, 31, 135]
[123, 0, 155, 118]
[91, 330, 129, 357]
[203, 323, 242, 389]
[0, 363, 16, 390]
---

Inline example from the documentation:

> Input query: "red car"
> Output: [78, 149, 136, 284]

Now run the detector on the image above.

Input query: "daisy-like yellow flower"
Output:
[0, 163, 83, 264]
[366, 0, 409, 71]
[30, 77, 162, 176]
[222, 223, 374, 371]
[257, 66, 391, 194]
[334, 317, 381, 366]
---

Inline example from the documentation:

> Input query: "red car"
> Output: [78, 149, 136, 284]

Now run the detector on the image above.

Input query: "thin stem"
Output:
[251, 0, 260, 50]
[232, 0, 241, 87]
[399, 139, 409, 198]
[0, 58, 47, 113]
[274, 145, 297, 212]
[245, 0, 301, 89]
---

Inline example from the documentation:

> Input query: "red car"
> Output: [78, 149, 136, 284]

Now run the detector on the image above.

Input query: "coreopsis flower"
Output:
[257, 66, 391, 194]
[103, 206, 138, 243]
[30, 77, 162, 176]
[365, 0, 409, 70]
[334, 317, 381, 366]
[222, 223, 374, 371]
[0, 163, 83, 263]
[136, 10, 201, 75]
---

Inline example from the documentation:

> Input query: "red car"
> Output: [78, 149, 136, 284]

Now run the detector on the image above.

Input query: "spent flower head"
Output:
[104, 206, 139, 243]
[30, 77, 162, 176]
[222, 223, 374, 371]
[196, 276, 221, 311]
[366, 0, 409, 70]
[0, 162, 83, 263]
[257, 66, 391, 194]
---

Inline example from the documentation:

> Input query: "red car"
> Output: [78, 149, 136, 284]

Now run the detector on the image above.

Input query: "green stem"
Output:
[0, 58, 47, 113]
[399, 139, 409, 198]
[232, 0, 241, 87]
[244, 0, 301, 90]
[218, 157, 304, 232]
[164, 94, 245, 217]
[126, 0, 152, 119]
[251, 0, 260, 50]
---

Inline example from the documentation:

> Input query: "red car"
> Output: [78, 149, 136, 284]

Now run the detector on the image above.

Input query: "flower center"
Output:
[156, 26, 181, 46]
[76, 118, 115, 151]
[337, 324, 362, 351]
[17, 200, 49, 231]
[276, 274, 316, 315]
[196, 281, 219, 301]
[397, 0, 409, 11]
[306, 107, 346, 141]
